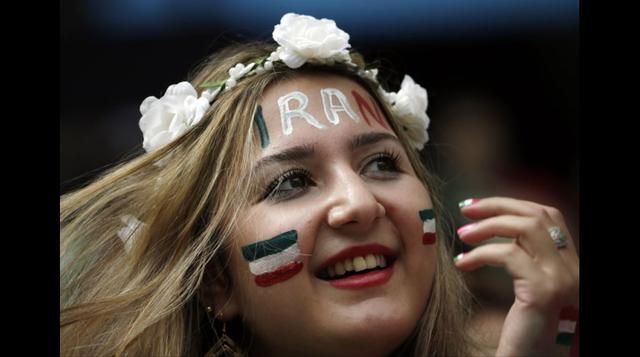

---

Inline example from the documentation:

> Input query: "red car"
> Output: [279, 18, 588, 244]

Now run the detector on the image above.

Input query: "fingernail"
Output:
[458, 198, 480, 208]
[453, 252, 465, 262]
[457, 223, 476, 236]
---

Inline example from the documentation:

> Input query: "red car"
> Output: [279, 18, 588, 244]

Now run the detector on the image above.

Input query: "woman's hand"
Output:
[454, 197, 579, 356]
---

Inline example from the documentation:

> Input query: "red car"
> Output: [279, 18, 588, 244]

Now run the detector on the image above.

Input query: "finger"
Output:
[454, 242, 541, 281]
[531, 203, 579, 259]
[514, 201, 579, 270]
[460, 197, 578, 264]
[460, 196, 554, 224]
[457, 215, 561, 263]
[517, 203, 580, 307]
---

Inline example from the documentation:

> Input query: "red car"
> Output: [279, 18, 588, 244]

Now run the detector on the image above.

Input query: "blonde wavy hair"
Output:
[61, 42, 477, 356]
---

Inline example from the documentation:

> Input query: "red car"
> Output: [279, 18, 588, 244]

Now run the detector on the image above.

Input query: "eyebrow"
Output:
[253, 144, 316, 174]
[349, 132, 400, 151]
[253, 132, 400, 173]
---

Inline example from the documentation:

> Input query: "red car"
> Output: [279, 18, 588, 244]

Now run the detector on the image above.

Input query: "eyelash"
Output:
[261, 168, 313, 202]
[365, 149, 401, 175]
[260, 150, 402, 203]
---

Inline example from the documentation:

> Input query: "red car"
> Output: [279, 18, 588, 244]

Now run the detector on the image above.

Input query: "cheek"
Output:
[379, 179, 434, 246]
[232, 209, 314, 290]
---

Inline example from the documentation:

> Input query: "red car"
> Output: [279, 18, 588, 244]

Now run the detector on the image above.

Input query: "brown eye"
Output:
[372, 157, 396, 171]
[362, 152, 401, 179]
[263, 169, 314, 202]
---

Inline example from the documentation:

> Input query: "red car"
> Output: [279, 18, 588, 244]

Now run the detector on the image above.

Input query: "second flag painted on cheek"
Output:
[419, 209, 436, 245]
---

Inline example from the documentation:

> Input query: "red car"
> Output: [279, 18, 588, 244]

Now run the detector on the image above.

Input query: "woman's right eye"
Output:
[262, 169, 314, 202]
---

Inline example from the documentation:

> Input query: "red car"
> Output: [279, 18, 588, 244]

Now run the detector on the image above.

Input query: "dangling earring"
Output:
[204, 307, 242, 357]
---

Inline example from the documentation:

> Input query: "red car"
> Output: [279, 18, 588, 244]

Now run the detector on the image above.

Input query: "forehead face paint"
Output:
[320, 88, 359, 125]
[419, 209, 436, 245]
[351, 90, 389, 130]
[254, 105, 270, 148]
[277, 88, 371, 136]
[241, 230, 303, 287]
[278, 91, 326, 135]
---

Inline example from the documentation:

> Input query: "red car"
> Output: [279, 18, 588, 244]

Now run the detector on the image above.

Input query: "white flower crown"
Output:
[139, 13, 431, 153]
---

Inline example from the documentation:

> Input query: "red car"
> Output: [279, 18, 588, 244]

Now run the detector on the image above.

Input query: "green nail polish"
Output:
[458, 198, 478, 208]
[453, 253, 464, 262]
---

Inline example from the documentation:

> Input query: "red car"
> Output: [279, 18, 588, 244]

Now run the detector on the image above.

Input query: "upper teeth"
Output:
[327, 254, 387, 278]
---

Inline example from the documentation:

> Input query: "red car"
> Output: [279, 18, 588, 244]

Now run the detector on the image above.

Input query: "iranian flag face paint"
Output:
[241, 230, 303, 287]
[556, 306, 579, 346]
[419, 209, 436, 245]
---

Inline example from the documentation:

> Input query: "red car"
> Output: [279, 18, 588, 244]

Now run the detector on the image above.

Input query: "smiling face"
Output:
[226, 73, 436, 356]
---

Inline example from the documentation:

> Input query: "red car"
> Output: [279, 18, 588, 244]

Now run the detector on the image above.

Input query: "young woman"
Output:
[60, 13, 579, 357]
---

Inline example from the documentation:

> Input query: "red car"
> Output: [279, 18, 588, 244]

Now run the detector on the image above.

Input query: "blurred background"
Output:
[61, 0, 578, 349]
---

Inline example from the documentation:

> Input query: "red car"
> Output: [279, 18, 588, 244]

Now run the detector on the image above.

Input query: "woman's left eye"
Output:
[362, 152, 402, 178]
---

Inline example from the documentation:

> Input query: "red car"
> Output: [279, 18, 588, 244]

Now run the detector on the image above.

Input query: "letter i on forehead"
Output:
[241, 230, 303, 287]
[419, 209, 436, 245]
[254, 105, 270, 148]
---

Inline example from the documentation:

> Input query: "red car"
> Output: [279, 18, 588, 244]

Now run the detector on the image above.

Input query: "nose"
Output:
[326, 167, 386, 232]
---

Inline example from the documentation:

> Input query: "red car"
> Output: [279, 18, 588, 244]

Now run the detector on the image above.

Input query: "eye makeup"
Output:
[361, 149, 402, 179]
[260, 168, 313, 202]
[419, 209, 436, 245]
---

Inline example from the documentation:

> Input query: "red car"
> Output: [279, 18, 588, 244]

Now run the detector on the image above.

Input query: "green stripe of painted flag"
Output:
[555, 332, 574, 346]
[254, 105, 270, 148]
[419, 209, 434, 221]
[241, 230, 298, 261]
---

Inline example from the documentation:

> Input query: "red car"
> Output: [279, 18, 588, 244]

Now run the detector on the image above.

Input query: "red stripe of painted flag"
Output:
[254, 261, 304, 287]
[422, 233, 436, 244]
[559, 306, 579, 321]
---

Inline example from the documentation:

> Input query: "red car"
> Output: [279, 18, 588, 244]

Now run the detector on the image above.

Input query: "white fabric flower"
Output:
[228, 63, 256, 80]
[117, 215, 143, 254]
[389, 75, 430, 150]
[377, 86, 397, 106]
[272, 13, 351, 69]
[201, 87, 221, 102]
[362, 68, 379, 83]
[139, 82, 210, 152]
[225, 78, 237, 90]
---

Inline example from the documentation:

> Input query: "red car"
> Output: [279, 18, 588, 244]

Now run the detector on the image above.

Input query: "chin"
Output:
[326, 302, 418, 356]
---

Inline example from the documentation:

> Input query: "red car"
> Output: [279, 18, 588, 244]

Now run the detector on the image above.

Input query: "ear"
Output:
[200, 263, 242, 322]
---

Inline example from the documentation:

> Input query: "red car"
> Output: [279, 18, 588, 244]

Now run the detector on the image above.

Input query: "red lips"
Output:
[328, 265, 394, 289]
[315, 243, 397, 289]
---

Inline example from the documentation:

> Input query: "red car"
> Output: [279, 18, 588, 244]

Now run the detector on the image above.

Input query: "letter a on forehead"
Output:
[278, 91, 326, 136]
[320, 88, 359, 125]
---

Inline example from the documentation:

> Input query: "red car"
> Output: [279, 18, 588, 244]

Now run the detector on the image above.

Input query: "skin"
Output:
[456, 197, 579, 356]
[203, 73, 580, 357]
[210, 73, 436, 357]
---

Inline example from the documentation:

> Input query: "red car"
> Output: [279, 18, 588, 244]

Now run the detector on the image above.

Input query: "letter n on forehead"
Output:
[351, 90, 389, 130]
[278, 91, 326, 136]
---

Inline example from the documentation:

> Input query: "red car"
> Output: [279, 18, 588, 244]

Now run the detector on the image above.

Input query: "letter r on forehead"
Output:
[278, 91, 326, 135]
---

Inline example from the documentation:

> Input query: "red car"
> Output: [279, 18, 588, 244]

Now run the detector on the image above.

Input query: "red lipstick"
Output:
[316, 244, 397, 290]
[329, 265, 394, 289]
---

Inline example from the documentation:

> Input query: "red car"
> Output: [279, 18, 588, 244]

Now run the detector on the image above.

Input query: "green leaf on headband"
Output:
[255, 56, 268, 66]
[199, 80, 226, 89]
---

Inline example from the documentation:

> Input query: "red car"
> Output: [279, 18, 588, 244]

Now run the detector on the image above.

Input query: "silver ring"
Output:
[548, 226, 567, 248]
